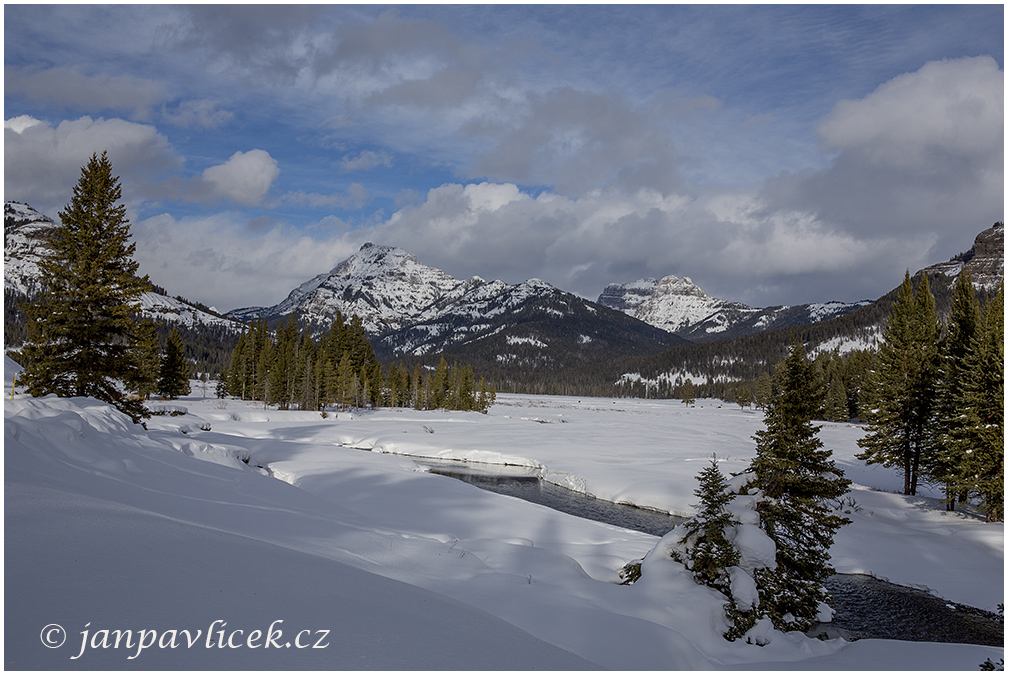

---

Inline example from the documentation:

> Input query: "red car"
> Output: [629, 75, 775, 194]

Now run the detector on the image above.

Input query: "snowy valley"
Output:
[5, 357, 1002, 670]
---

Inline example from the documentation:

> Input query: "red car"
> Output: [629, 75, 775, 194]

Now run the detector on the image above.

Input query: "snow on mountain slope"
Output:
[230, 243, 684, 359]
[4, 201, 57, 296]
[599, 274, 868, 341]
[4, 201, 244, 332]
[229, 243, 485, 334]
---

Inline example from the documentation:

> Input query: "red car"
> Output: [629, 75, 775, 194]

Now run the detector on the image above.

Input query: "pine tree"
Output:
[673, 455, 740, 595]
[128, 319, 162, 401]
[19, 152, 151, 423]
[678, 379, 696, 407]
[857, 271, 940, 495]
[954, 285, 1003, 521]
[931, 269, 982, 509]
[158, 326, 191, 399]
[824, 360, 849, 422]
[747, 342, 850, 632]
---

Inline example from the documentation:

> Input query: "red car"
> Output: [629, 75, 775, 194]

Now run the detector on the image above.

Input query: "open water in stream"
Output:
[420, 459, 1003, 647]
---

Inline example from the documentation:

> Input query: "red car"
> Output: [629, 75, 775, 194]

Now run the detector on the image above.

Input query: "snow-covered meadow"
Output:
[4, 356, 1002, 670]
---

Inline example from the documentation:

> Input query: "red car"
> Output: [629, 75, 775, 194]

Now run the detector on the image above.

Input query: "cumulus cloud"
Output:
[4, 115, 180, 216]
[132, 212, 360, 311]
[348, 181, 890, 306]
[200, 149, 280, 206]
[760, 56, 1003, 268]
[4, 115, 42, 134]
[819, 56, 1003, 171]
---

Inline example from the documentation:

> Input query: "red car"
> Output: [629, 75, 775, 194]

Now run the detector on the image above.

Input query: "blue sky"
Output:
[4, 4, 1003, 312]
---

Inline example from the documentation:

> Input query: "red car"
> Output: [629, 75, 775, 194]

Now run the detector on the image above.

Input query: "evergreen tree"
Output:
[158, 326, 191, 399]
[954, 285, 1003, 521]
[673, 456, 740, 596]
[747, 342, 850, 632]
[931, 269, 982, 509]
[678, 379, 696, 407]
[734, 385, 752, 410]
[19, 152, 150, 423]
[128, 319, 162, 401]
[823, 360, 849, 422]
[857, 271, 940, 495]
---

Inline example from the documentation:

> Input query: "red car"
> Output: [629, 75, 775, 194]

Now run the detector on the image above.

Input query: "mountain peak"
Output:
[654, 274, 710, 300]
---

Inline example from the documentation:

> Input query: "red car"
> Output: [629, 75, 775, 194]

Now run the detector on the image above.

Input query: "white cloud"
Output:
[4, 115, 43, 134]
[819, 56, 1003, 171]
[3, 115, 180, 217]
[132, 212, 360, 311]
[201, 149, 280, 206]
[760, 56, 1003, 270]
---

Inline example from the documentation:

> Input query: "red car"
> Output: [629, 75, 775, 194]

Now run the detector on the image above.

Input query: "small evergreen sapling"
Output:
[671, 455, 760, 640]
[673, 455, 739, 595]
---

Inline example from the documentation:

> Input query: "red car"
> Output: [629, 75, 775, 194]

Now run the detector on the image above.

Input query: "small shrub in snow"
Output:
[617, 559, 642, 585]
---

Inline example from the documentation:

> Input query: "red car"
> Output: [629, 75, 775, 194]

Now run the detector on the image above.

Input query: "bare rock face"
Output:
[924, 223, 1004, 291]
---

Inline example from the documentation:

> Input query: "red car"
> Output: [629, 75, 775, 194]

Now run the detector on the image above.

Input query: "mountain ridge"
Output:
[227, 241, 688, 364]
[598, 273, 870, 342]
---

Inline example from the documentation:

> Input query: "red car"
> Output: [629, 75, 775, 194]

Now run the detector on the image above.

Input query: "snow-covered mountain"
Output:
[598, 274, 869, 342]
[230, 244, 490, 335]
[229, 243, 686, 359]
[4, 201, 244, 332]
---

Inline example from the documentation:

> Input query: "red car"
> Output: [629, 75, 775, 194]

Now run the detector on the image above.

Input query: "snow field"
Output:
[4, 358, 1003, 669]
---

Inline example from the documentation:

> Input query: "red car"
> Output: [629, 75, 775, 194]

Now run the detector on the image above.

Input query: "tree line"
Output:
[222, 313, 496, 414]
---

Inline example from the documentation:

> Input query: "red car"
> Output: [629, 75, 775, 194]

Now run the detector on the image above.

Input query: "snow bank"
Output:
[5, 382, 1003, 670]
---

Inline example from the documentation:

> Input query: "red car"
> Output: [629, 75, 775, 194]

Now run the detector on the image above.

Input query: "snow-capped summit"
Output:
[229, 243, 488, 335]
[598, 272, 868, 342]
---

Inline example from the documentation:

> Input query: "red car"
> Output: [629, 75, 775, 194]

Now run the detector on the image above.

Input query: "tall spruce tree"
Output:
[857, 271, 939, 495]
[158, 326, 191, 399]
[931, 269, 982, 508]
[19, 152, 150, 423]
[954, 284, 1003, 521]
[747, 342, 850, 633]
